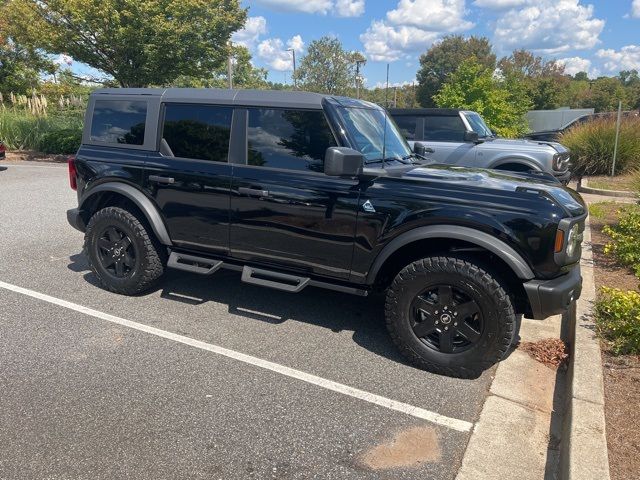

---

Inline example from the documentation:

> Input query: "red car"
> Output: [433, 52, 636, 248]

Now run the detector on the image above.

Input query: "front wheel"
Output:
[385, 255, 516, 378]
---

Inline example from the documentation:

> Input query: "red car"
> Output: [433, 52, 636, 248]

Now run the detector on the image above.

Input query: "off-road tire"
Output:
[84, 206, 165, 295]
[385, 255, 516, 378]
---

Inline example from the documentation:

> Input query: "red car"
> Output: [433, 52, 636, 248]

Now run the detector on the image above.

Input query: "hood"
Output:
[479, 137, 568, 154]
[390, 164, 585, 216]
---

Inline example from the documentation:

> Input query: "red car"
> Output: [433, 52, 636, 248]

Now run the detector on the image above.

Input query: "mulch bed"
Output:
[589, 201, 640, 480]
[3, 150, 68, 163]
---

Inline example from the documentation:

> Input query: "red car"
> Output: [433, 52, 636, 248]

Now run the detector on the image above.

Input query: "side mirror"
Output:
[324, 147, 364, 177]
[464, 131, 480, 143]
[413, 142, 435, 156]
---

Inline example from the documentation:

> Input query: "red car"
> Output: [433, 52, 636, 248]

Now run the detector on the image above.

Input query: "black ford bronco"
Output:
[67, 88, 585, 378]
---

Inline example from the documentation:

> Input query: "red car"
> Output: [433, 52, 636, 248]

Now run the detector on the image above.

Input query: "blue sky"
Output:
[68, 0, 640, 87]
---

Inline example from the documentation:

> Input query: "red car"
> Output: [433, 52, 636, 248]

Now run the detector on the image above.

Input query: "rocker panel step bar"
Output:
[167, 252, 223, 275]
[241, 266, 310, 293]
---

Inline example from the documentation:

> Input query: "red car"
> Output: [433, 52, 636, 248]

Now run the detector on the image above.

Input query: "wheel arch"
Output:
[368, 226, 534, 284]
[488, 156, 541, 171]
[79, 182, 172, 245]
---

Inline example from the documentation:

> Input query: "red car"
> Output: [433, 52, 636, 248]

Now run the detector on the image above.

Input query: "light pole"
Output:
[287, 48, 297, 89]
[355, 59, 366, 99]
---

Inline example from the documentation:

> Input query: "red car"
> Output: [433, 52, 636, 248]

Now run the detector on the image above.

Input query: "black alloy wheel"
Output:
[410, 284, 483, 354]
[96, 226, 137, 278]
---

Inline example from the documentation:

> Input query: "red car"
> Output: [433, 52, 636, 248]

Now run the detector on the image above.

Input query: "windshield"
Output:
[336, 107, 412, 164]
[464, 112, 493, 138]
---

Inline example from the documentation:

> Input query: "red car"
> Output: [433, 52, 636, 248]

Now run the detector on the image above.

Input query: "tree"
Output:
[416, 35, 496, 107]
[172, 46, 268, 89]
[434, 60, 531, 137]
[293, 36, 363, 95]
[2, 0, 246, 88]
[498, 49, 567, 110]
[579, 77, 628, 112]
[574, 72, 589, 81]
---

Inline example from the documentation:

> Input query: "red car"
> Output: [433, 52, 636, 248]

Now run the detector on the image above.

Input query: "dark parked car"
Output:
[524, 112, 639, 142]
[0, 140, 6, 160]
[67, 88, 585, 378]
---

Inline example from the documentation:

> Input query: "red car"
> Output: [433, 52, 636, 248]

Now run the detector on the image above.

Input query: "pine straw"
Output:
[519, 338, 569, 369]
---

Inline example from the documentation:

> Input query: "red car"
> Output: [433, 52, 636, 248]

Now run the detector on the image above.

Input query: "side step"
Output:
[241, 266, 310, 293]
[167, 252, 223, 275]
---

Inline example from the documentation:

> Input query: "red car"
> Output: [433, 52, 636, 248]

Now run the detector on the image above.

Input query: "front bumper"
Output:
[553, 169, 571, 184]
[524, 264, 582, 320]
[67, 208, 86, 233]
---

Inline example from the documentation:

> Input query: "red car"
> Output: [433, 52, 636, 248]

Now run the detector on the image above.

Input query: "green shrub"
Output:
[560, 117, 640, 176]
[0, 109, 83, 152]
[38, 128, 81, 154]
[603, 204, 640, 278]
[595, 287, 640, 355]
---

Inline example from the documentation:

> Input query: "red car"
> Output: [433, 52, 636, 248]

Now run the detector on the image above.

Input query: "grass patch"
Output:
[0, 109, 83, 153]
[587, 171, 640, 192]
[560, 117, 640, 176]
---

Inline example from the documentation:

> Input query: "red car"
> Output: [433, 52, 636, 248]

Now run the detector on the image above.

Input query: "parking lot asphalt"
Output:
[0, 162, 495, 479]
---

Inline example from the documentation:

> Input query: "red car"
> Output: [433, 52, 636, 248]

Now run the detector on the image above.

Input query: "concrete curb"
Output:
[559, 216, 611, 480]
[577, 178, 638, 199]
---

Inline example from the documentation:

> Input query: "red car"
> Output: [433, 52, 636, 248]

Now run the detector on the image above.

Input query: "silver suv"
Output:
[390, 108, 571, 183]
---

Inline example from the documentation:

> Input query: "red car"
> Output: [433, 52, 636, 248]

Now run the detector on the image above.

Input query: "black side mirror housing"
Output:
[324, 147, 364, 177]
[464, 131, 480, 143]
[413, 142, 434, 156]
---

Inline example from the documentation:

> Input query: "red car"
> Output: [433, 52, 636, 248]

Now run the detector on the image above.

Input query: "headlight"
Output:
[566, 224, 580, 258]
[553, 152, 570, 171]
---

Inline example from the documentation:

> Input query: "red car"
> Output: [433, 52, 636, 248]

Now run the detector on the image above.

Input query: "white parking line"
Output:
[0, 279, 474, 433]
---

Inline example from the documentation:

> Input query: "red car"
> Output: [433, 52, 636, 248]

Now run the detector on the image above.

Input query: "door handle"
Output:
[238, 187, 269, 197]
[424, 147, 435, 154]
[149, 175, 175, 184]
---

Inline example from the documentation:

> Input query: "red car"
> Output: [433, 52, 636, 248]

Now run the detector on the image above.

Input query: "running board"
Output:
[167, 252, 223, 275]
[241, 266, 310, 293]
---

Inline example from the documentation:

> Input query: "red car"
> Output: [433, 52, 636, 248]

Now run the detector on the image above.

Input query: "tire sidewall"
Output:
[390, 261, 510, 370]
[87, 210, 148, 292]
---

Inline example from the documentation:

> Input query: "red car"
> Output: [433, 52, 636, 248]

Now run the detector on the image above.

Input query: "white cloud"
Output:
[232, 16, 267, 48]
[493, 0, 605, 55]
[632, 0, 640, 18]
[257, 35, 305, 71]
[473, 0, 526, 8]
[360, 0, 473, 62]
[386, 0, 473, 30]
[253, 0, 363, 16]
[556, 56, 596, 77]
[335, 0, 365, 17]
[374, 79, 417, 88]
[360, 21, 439, 61]
[596, 45, 640, 72]
[53, 53, 73, 67]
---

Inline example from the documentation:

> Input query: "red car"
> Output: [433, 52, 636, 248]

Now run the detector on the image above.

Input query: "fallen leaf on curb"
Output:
[519, 338, 569, 369]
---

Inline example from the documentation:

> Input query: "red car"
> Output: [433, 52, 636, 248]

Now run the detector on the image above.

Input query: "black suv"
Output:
[67, 88, 585, 378]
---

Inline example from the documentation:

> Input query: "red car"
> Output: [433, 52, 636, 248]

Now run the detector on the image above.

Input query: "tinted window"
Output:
[247, 108, 336, 172]
[393, 115, 419, 140]
[90, 100, 147, 145]
[162, 104, 233, 162]
[423, 115, 466, 141]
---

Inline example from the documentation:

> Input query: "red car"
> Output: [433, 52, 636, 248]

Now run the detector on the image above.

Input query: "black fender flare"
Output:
[79, 182, 172, 245]
[366, 225, 535, 283]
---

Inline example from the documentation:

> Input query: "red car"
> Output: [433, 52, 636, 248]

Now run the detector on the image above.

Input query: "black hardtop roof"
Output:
[92, 88, 380, 110]
[389, 108, 464, 116]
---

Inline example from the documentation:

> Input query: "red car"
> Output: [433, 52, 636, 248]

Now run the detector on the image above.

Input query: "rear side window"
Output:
[393, 115, 419, 140]
[162, 104, 233, 162]
[423, 115, 466, 142]
[247, 108, 336, 172]
[90, 100, 147, 145]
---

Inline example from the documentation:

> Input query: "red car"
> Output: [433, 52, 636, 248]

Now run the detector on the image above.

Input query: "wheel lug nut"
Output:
[454, 322, 458, 326]
[435, 310, 439, 314]
[435, 320, 439, 324]
[444, 326, 449, 330]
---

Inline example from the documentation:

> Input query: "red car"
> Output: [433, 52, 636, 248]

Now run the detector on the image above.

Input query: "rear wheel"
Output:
[84, 206, 165, 295]
[385, 255, 516, 378]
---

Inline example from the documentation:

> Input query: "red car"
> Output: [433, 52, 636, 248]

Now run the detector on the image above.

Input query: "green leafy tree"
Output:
[172, 46, 267, 89]
[294, 36, 363, 95]
[2, 0, 246, 88]
[498, 49, 567, 110]
[573, 72, 589, 81]
[0, 18, 55, 94]
[416, 35, 496, 107]
[579, 77, 628, 112]
[434, 60, 530, 137]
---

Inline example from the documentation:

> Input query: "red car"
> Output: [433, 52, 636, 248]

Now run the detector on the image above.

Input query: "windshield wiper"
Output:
[365, 156, 412, 166]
